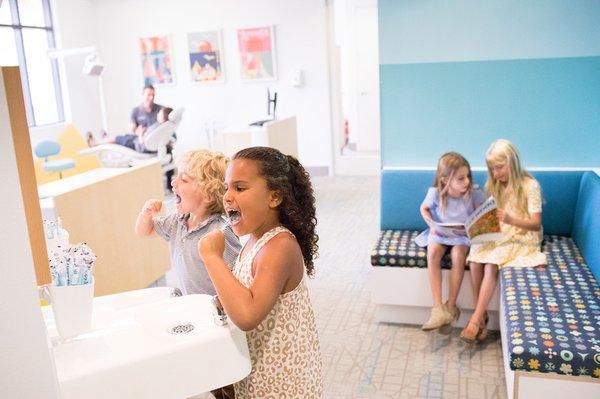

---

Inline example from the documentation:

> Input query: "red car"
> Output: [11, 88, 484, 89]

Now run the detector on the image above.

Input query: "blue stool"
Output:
[34, 140, 75, 179]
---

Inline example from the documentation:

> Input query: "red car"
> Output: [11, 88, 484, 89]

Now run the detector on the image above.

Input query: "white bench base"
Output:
[367, 266, 501, 329]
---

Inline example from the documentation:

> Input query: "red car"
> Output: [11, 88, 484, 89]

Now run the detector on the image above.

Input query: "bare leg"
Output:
[447, 245, 468, 311]
[471, 263, 498, 324]
[87, 131, 115, 147]
[461, 263, 498, 342]
[86, 131, 97, 147]
[426, 242, 447, 306]
[469, 262, 484, 306]
[422, 242, 454, 330]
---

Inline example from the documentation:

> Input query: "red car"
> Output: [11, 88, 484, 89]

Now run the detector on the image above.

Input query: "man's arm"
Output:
[130, 107, 139, 134]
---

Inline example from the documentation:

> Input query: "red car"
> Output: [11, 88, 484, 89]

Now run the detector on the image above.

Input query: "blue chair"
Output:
[34, 140, 75, 179]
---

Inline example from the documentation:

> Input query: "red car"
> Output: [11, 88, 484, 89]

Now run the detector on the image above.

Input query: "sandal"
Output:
[476, 312, 490, 342]
[460, 319, 481, 343]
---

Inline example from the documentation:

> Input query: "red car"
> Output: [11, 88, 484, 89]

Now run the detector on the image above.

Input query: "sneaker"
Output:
[422, 304, 454, 331]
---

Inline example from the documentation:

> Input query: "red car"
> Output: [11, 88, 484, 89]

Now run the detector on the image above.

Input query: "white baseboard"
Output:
[375, 304, 500, 329]
[367, 267, 501, 308]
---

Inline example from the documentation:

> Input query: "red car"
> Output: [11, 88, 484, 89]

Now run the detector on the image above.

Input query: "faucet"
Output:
[212, 295, 228, 326]
[170, 287, 182, 297]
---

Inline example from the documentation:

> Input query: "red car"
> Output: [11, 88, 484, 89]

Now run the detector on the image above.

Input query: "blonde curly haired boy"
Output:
[136, 149, 241, 296]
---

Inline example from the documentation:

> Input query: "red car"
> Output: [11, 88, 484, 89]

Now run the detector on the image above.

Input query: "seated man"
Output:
[87, 106, 173, 154]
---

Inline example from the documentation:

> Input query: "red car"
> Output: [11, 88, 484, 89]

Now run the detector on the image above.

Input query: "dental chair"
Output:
[78, 108, 184, 172]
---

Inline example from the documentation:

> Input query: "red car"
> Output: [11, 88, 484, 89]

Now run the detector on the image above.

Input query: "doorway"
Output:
[328, 0, 380, 175]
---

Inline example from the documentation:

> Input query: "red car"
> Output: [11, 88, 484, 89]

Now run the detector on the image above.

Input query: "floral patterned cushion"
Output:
[501, 235, 600, 378]
[371, 230, 452, 268]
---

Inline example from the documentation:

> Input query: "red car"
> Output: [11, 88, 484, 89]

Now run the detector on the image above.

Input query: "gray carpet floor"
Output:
[193, 175, 507, 398]
[308, 176, 507, 399]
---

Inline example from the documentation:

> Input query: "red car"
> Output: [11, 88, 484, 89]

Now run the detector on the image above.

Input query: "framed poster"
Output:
[187, 30, 225, 83]
[139, 35, 174, 85]
[237, 26, 277, 82]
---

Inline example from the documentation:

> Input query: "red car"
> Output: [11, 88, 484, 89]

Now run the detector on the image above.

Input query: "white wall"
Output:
[73, 0, 332, 169]
[0, 71, 60, 399]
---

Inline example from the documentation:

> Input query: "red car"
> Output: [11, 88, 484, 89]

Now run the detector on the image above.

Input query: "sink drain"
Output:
[168, 323, 195, 334]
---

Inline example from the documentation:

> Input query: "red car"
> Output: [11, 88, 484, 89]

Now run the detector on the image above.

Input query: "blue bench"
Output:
[368, 169, 600, 397]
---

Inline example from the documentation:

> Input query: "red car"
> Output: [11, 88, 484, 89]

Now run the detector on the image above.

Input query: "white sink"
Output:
[42, 288, 251, 399]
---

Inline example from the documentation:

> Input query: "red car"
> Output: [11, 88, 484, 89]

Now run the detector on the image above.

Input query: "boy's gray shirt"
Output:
[153, 213, 241, 296]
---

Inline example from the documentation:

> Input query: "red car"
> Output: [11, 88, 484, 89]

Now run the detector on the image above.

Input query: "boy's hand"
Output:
[141, 199, 162, 216]
[198, 230, 225, 263]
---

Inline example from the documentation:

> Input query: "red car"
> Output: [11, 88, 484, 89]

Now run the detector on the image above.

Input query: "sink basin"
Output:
[42, 288, 251, 399]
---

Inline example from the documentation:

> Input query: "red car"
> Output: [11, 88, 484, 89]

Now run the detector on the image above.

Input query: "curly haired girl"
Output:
[199, 146, 323, 398]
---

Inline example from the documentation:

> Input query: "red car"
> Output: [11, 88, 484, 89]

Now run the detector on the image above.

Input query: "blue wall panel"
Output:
[380, 56, 600, 167]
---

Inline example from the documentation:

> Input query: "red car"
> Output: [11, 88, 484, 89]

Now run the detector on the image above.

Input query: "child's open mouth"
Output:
[175, 194, 182, 204]
[227, 210, 241, 225]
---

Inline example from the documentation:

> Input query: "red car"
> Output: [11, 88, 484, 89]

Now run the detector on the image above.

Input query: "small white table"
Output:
[216, 116, 298, 157]
[42, 287, 251, 399]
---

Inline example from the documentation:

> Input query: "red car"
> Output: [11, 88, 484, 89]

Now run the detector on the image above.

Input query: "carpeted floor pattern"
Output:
[308, 176, 507, 399]
[192, 175, 507, 399]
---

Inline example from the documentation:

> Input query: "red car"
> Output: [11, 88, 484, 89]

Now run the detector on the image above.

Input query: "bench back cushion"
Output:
[572, 171, 600, 282]
[380, 169, 584, 236]
[531, 171, 585, 236]
[380, 170, 486, 230]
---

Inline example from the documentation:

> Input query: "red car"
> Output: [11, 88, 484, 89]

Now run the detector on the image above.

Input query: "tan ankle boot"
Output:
[422, 304, 453, 331]
[445, 302, 461, 323]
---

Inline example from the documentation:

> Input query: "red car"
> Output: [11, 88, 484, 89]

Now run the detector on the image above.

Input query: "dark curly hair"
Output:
[233, 147, 319, 276]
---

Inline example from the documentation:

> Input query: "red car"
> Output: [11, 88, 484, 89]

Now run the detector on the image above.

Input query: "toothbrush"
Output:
[220, 216, 231, 232]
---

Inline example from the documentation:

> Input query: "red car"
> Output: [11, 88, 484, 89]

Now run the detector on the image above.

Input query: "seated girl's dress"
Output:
[415, 187, 485, 247]
[233, 226, 323, 399]
[467, 178, 547, 268]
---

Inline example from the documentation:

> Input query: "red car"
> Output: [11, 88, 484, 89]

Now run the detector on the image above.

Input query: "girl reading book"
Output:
[416, 152, 485, 331]
[461, 139, 547, 343]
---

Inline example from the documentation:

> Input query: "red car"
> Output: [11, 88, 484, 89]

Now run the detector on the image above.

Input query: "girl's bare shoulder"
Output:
[256, 231, 301, 264]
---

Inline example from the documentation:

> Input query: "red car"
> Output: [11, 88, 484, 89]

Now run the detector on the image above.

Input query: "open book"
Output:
[416, 197, 503, 246]
[464, 196, 503, 243]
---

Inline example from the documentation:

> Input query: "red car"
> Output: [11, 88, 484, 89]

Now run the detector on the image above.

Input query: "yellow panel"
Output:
[34, 124, 101, 184]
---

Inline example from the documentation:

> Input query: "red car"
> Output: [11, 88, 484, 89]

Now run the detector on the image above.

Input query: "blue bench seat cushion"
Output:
[501, 235, 600, 378]
[371, 230, 452, 268]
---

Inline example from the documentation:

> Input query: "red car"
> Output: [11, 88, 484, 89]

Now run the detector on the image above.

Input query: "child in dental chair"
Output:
[135, 149, 241, 399]
[87, 106, 174, 154]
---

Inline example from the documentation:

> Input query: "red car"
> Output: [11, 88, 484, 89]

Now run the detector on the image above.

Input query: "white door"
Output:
[354, 4, 380, 153]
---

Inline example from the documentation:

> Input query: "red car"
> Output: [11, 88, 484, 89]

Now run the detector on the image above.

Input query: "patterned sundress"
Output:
[467, 178, 547, 268]
[233, 226, 323, 398]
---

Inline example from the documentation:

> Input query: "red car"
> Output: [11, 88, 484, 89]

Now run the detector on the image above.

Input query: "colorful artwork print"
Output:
[187, 31, 224, 83]
[237, 26, 276, 81]
[139, 35, 174, 85]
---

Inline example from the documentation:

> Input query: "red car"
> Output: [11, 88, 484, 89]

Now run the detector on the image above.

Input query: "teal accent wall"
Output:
[379, 0, 600, 167]
[380, 56, 600, 167]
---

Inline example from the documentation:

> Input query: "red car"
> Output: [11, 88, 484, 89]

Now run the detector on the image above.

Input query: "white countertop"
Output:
[42, 288, 250, 399]
[38, 160, 160, 199]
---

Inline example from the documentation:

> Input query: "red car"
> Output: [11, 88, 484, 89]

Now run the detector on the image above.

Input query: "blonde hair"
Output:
[485, 139, 532, 215]
[433, 152, 473, 215]
[176, 150, 229, 214]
